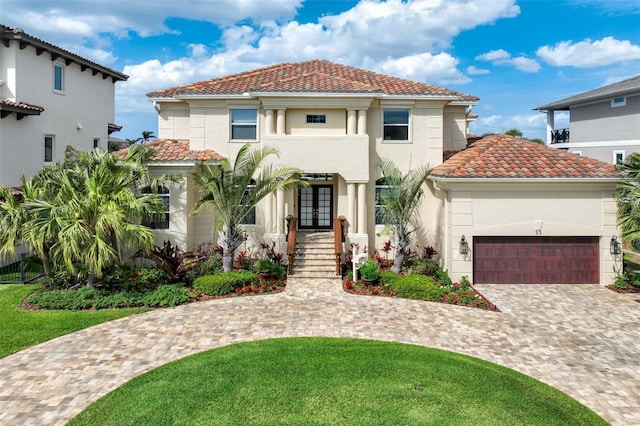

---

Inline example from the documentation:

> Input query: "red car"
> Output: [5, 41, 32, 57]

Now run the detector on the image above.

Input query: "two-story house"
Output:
[535, 74, 640, 163]
[121, 60, 619, 285]
[0, 24, 128, 187]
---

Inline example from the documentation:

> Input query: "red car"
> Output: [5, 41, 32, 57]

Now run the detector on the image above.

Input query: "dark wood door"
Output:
[473, 236, 599, 284]
[298, 185, 333, 230]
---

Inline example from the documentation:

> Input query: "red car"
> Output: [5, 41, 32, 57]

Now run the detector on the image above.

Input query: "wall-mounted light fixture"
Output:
[76, 122, 83, 130]
[610, 235, 622, 255]
[459, 235, 469, 255]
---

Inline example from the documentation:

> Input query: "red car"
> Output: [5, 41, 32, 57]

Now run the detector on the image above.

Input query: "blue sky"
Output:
[2, 0, 639, 142]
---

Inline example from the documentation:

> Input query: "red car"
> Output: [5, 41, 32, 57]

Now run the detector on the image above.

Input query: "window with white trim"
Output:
[141, 186, 170, 229]
[230, 109, 257, 140]
[375, 178, 391, 225]
[240, 179, 257, 225]
[93, 138, 100, 149]
[53, 63, 64, 93]
[44, 135, 54, 163]
[383, 109, 409, 141]
[614, 150, 625, 164]
[611, 96, 626, 108]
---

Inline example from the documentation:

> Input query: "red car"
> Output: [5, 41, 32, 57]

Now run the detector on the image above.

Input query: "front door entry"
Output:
[298, 185, 333, 229]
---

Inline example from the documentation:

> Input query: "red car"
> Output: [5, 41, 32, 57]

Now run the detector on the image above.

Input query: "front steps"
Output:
[291, 231, 342, 278]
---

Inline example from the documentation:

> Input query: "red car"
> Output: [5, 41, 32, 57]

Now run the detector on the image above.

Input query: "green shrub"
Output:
[379, 270, 399, 287]
[460, 276, 472, 288]
[143, 284, 190, 307]
[26, 287, 99, 310]
[93, 291, 143, 309]
[359, 259, 380, 281]
[405, 258, 439, 276]
[435, 269, 452, 287]
[185, 257, 222, 283]
[193, 271, 258, 296]
[46, 271, 85, 290]
[391, 275, 442, 302]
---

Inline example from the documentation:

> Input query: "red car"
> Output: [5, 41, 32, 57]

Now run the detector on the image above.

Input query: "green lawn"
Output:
[0, 284, 147, 358]
[70, 338, 606, 426]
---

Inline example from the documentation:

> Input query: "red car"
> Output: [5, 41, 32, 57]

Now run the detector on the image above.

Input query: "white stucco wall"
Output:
[1, 42, 117, 186]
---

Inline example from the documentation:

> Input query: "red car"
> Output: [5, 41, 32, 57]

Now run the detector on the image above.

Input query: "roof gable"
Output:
[431, 134, 618, 179]
[147, 59, 478, 101]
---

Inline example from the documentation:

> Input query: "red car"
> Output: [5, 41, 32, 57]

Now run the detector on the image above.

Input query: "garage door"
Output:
[473, 236, 599, 284]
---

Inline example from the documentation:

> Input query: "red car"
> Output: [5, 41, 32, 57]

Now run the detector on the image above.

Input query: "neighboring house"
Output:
[121, 60, 619, 285]
[0, 24, 128, 187]
[535, 75, 640, 163]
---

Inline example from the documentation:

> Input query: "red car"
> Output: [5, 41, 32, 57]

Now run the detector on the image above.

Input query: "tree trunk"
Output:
[391, 238, 408, 274]
[222, 253, 234, 272]
[86, 270, 96, 287]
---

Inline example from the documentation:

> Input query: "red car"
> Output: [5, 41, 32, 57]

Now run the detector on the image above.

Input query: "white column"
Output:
[276, 187, 285, 234]
[357, 183, 366, 234]
[265, 192, 273, 234]
[357, 110, 367, 135]
[347, 109, 357, 135]
[546, 110, 554, 146]
[347, 183, 356, 234]
[265, 109, 274, 135]
[276, 109, 286, 135]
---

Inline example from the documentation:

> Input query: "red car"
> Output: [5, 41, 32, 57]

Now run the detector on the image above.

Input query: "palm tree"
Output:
[616, 152, 640, 244]
[377, 158, 432, 273]
[141, 130, 156, 142]
[0, 145, 177, 286]
[192, 144, 307, 272]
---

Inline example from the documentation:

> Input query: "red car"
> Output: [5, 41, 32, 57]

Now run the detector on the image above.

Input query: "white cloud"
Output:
[377, 52, 472, 85]
[476, 49, 540, 73]
[537, 37, 640, 68]
[467, 66, 490, 75]
[476, 49, 510, 61]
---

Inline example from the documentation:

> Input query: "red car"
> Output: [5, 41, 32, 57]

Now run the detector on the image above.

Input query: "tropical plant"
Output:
[141, 130, 156, 142]
[504, 128, 523, 138]
[134, 240, 205, 283]
[616, 152, 640, 245]
[359, 259, 380, 281]
[0, 145, 178, 286]
[192, 144, 307, 272]
[376, 158, 432, 273]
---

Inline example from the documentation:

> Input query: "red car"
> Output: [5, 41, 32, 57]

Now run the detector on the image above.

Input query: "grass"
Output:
[70, 338, 606, 426]
[0, 284, 148, 358]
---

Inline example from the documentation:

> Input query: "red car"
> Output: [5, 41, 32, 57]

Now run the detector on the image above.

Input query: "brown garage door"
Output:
[473, 236, 599, 284]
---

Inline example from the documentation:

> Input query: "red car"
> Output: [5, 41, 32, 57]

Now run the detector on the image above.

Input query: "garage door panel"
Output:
[474, 236, 599, 284]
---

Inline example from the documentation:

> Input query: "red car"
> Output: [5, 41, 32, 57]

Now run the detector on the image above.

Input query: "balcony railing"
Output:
[550, 128, 570, 144]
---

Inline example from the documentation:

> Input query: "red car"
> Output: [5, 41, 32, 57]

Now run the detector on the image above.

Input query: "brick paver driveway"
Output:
[1, 279, 639, 425]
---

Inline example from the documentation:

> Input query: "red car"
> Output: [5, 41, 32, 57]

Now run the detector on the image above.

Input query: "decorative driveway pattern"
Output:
[1, 280, 639, 425]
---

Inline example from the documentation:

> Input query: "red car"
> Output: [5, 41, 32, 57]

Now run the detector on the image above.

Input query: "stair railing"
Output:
[333, 216, 346, 276]
[286, 215, 297, 275]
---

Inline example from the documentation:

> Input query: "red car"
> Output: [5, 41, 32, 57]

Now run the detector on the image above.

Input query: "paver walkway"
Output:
[1, 279, 639, 425]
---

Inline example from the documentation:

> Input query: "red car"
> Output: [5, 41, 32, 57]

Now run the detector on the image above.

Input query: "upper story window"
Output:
[44, 135, 54, 163]
[93, 138, 100, 149]
[141, 186, 170, 230]
[614, 150, 625, 165]
[53, 63, 64, 93]
[230, 109, 257, 140]
[383, 109, 409, 141]
[306, 114, 326, 124]
[611, 96, 626, 108]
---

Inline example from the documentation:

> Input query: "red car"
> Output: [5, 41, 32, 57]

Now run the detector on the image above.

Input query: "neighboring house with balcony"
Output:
[118, 60, 620, 285]
[0, 24, 128, 187]
[535, 74, 640, 163]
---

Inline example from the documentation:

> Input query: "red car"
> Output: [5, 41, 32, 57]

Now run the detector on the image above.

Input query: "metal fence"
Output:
[0, 253, 45, 284]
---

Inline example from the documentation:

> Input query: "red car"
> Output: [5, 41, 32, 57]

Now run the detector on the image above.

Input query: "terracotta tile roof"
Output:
[431, 134, 618, 179]
[111, 139, 223, 162]
[147, 59, 478, 102]
[0, 97, 45, 114]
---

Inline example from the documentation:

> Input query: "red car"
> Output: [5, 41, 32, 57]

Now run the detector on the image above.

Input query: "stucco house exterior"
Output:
[0, 24, 128, 187]
[122, 60, 620, 285]
[535, 74, 640, 164]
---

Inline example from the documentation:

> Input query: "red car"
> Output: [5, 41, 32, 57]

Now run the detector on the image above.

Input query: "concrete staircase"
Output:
[292, 231, 341, 278]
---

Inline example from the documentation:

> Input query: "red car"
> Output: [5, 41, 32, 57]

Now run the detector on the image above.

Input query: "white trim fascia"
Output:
[174, 94, 253, 100]
[250, 91, 378, 98]
[551, 139, 640, 148]
[147, 97, 182, 103]
[380, 94, 460, 101]
[450, 100, 479, 106]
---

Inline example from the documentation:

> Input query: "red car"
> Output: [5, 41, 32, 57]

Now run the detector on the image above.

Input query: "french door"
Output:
[298, 185, 333, 229]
